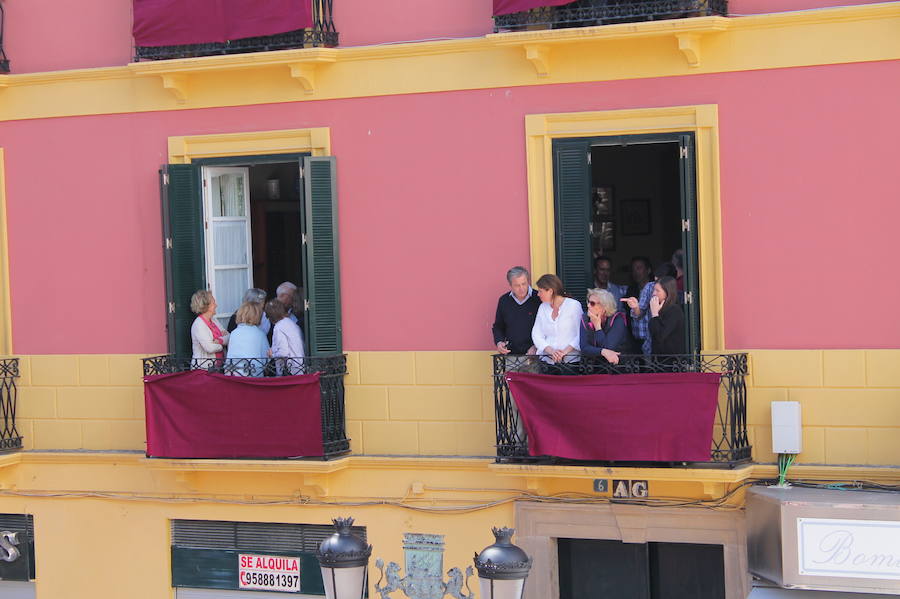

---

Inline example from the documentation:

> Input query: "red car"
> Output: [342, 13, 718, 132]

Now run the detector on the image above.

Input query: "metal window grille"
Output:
[494, 0, 728, 32]
[172, 520, 366, 552]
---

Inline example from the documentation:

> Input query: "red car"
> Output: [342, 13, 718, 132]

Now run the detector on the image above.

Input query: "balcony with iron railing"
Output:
[134, 0, 338, 62]
[0, 358, 22, 452]
[493, 352, 751, 467]
[142, 355, 349, 460]
[493, 0, 728, 32]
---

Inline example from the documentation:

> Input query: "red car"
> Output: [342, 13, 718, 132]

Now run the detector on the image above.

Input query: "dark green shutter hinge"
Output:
[680, 147, 688, 159]
[682, 219, 691, 232]
[163, 173, 170, 185]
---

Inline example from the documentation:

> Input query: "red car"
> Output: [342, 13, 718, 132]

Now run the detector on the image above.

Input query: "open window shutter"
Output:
[161, 164, 205, 357]
[553, 138, 592, 307]
[302, 156, 341, 355]
[678, 133, 701, 352]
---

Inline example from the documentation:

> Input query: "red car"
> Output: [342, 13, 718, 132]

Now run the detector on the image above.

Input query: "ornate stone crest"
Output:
[374, 532, 474, 599]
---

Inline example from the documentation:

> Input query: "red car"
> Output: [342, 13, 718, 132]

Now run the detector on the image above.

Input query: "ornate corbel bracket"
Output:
[288, 62, 318, 94]
[160, 74, 189, 104]
[523, 44, 551, 78]
[675, 33, 702, 68]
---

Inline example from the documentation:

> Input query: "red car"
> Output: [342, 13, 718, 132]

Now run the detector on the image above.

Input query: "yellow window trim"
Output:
[0, 149, 11, 354]
[168, 127, 331, 164]
[525, 104, 724, 350]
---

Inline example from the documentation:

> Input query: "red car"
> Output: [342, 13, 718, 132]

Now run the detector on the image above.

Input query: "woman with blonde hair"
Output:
[531, 274, 583, 364]
[580, 288, 628, 364]
[225, 301, 270, 376]
[189, 290, 229, 361]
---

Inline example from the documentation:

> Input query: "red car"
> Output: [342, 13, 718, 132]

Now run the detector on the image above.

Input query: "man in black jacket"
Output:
[492, 266, 541, 355]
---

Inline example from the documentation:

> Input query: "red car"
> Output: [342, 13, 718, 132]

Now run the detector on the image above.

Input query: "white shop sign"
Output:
[238, 554, 301, 593]
[798, 518, 900, 580]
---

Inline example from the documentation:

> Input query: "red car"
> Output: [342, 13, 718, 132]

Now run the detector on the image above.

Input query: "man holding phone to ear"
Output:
[492, 266, 541, 355]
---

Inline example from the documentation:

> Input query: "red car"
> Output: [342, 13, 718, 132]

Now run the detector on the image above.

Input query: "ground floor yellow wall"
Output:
[7, 349, 900, 467]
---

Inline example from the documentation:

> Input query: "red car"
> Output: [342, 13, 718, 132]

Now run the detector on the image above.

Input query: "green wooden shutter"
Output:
[302, 156, 341, 355]
[161, 164, 205, 357]
[553, 138, 592, 307]
[678, 134, 701, 353]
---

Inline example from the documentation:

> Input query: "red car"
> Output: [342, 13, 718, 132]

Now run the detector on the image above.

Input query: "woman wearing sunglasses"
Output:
[580, 288, 628, 364]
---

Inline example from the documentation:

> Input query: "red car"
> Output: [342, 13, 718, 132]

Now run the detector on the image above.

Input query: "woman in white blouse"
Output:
[189, 289, 229, 361]
[531, 274, 583, 363]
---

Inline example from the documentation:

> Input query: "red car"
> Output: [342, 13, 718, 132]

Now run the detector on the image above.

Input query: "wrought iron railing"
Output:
[0, 1, 10, 73]
[494, 0, 727, 32]
[0, 358, 22, 452]
[134, 0, 338, 61]
[493, 353, 750, 466]
[142, 354, 350, 459]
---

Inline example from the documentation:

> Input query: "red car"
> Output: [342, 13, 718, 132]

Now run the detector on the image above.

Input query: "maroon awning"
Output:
[144, 369, 323, 458]
[506, 371, 722, 462]
[493, 0, 575, 17]
[133, 0, 313, 47]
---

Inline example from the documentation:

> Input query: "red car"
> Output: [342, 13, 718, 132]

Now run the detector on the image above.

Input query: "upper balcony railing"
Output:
[134, 0, 337, 62]
[0, 358, 22, 452]
[493, 352, 750, 467]
[142, 355, 349, 459]
[493, 0, 728, 32]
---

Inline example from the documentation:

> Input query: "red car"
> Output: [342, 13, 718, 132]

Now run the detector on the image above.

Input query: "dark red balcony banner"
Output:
[506, 371, 722, 461]
[133, 0, 313, 47]
[493, 0, 575, 17]
[144, 370, 323, 458]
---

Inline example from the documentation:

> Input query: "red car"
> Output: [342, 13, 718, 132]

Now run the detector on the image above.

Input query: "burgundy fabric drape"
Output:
[133, 0, 313, 47]
[493, 0, 574, 17]
[144, 370, 323, 458]
[506, 371, 722, 461]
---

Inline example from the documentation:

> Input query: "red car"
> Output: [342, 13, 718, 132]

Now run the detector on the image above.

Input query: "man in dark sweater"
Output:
[492, 266, 541, 355]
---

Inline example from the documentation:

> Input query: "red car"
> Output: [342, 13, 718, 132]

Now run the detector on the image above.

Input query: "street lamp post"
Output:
[473, 528, 533, 599]
[316, 517, 372, 599]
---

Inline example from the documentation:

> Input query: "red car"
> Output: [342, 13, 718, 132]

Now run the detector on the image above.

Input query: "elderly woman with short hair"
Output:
[226, 288, 270, 335]
[580, 288, 628, 364]
[190, 290, 229, 361]
[226, 301, 271, 376]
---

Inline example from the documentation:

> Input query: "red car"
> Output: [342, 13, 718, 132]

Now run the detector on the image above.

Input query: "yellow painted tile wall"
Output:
[746, 349, 900, 466]
[346, 351, 495, 456]
[14, 355, 147, 452]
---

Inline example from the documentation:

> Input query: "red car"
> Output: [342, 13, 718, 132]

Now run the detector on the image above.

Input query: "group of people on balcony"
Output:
[492, 253, 685, 364]
[189, 282, 305, 374]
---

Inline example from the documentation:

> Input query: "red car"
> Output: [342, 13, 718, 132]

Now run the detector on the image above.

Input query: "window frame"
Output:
[525, 105, 724, 350]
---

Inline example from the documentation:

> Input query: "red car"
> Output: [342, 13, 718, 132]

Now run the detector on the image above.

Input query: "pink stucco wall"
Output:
[2, 0, 886, 73]
[3, 59, 899, 354]
[3, 0, 134, 73]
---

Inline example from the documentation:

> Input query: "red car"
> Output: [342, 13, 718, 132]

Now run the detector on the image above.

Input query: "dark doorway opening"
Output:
[248, 162, 303, 298]
[589, 142, 682, 289]
[558, 538, 725, 599]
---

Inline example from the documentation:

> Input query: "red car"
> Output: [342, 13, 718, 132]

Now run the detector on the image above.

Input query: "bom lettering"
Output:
[813, 530, 900, 570]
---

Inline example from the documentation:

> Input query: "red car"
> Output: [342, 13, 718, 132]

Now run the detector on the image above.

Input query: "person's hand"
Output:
[496, 341, 510, 355]
[621, 297, 639, 310]
[589, 311, 604, 329]
[267, 349, 273, 358]
[526, 346, 537, 355]
[649, 295, 662, 317]
[551, 348, 567, 363]
[601, 348, 620, 364]
[214, 337, 223, 344]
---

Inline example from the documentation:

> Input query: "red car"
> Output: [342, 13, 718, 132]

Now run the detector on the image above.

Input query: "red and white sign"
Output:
[238, 554, 301, 593]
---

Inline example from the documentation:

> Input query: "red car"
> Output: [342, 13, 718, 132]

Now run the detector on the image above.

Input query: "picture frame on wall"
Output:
[622, 198, 651, 235]
[592, 186, 613, 218]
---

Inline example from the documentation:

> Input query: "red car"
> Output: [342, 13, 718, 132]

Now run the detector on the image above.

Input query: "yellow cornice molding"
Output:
[0, 4, 896, 121]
